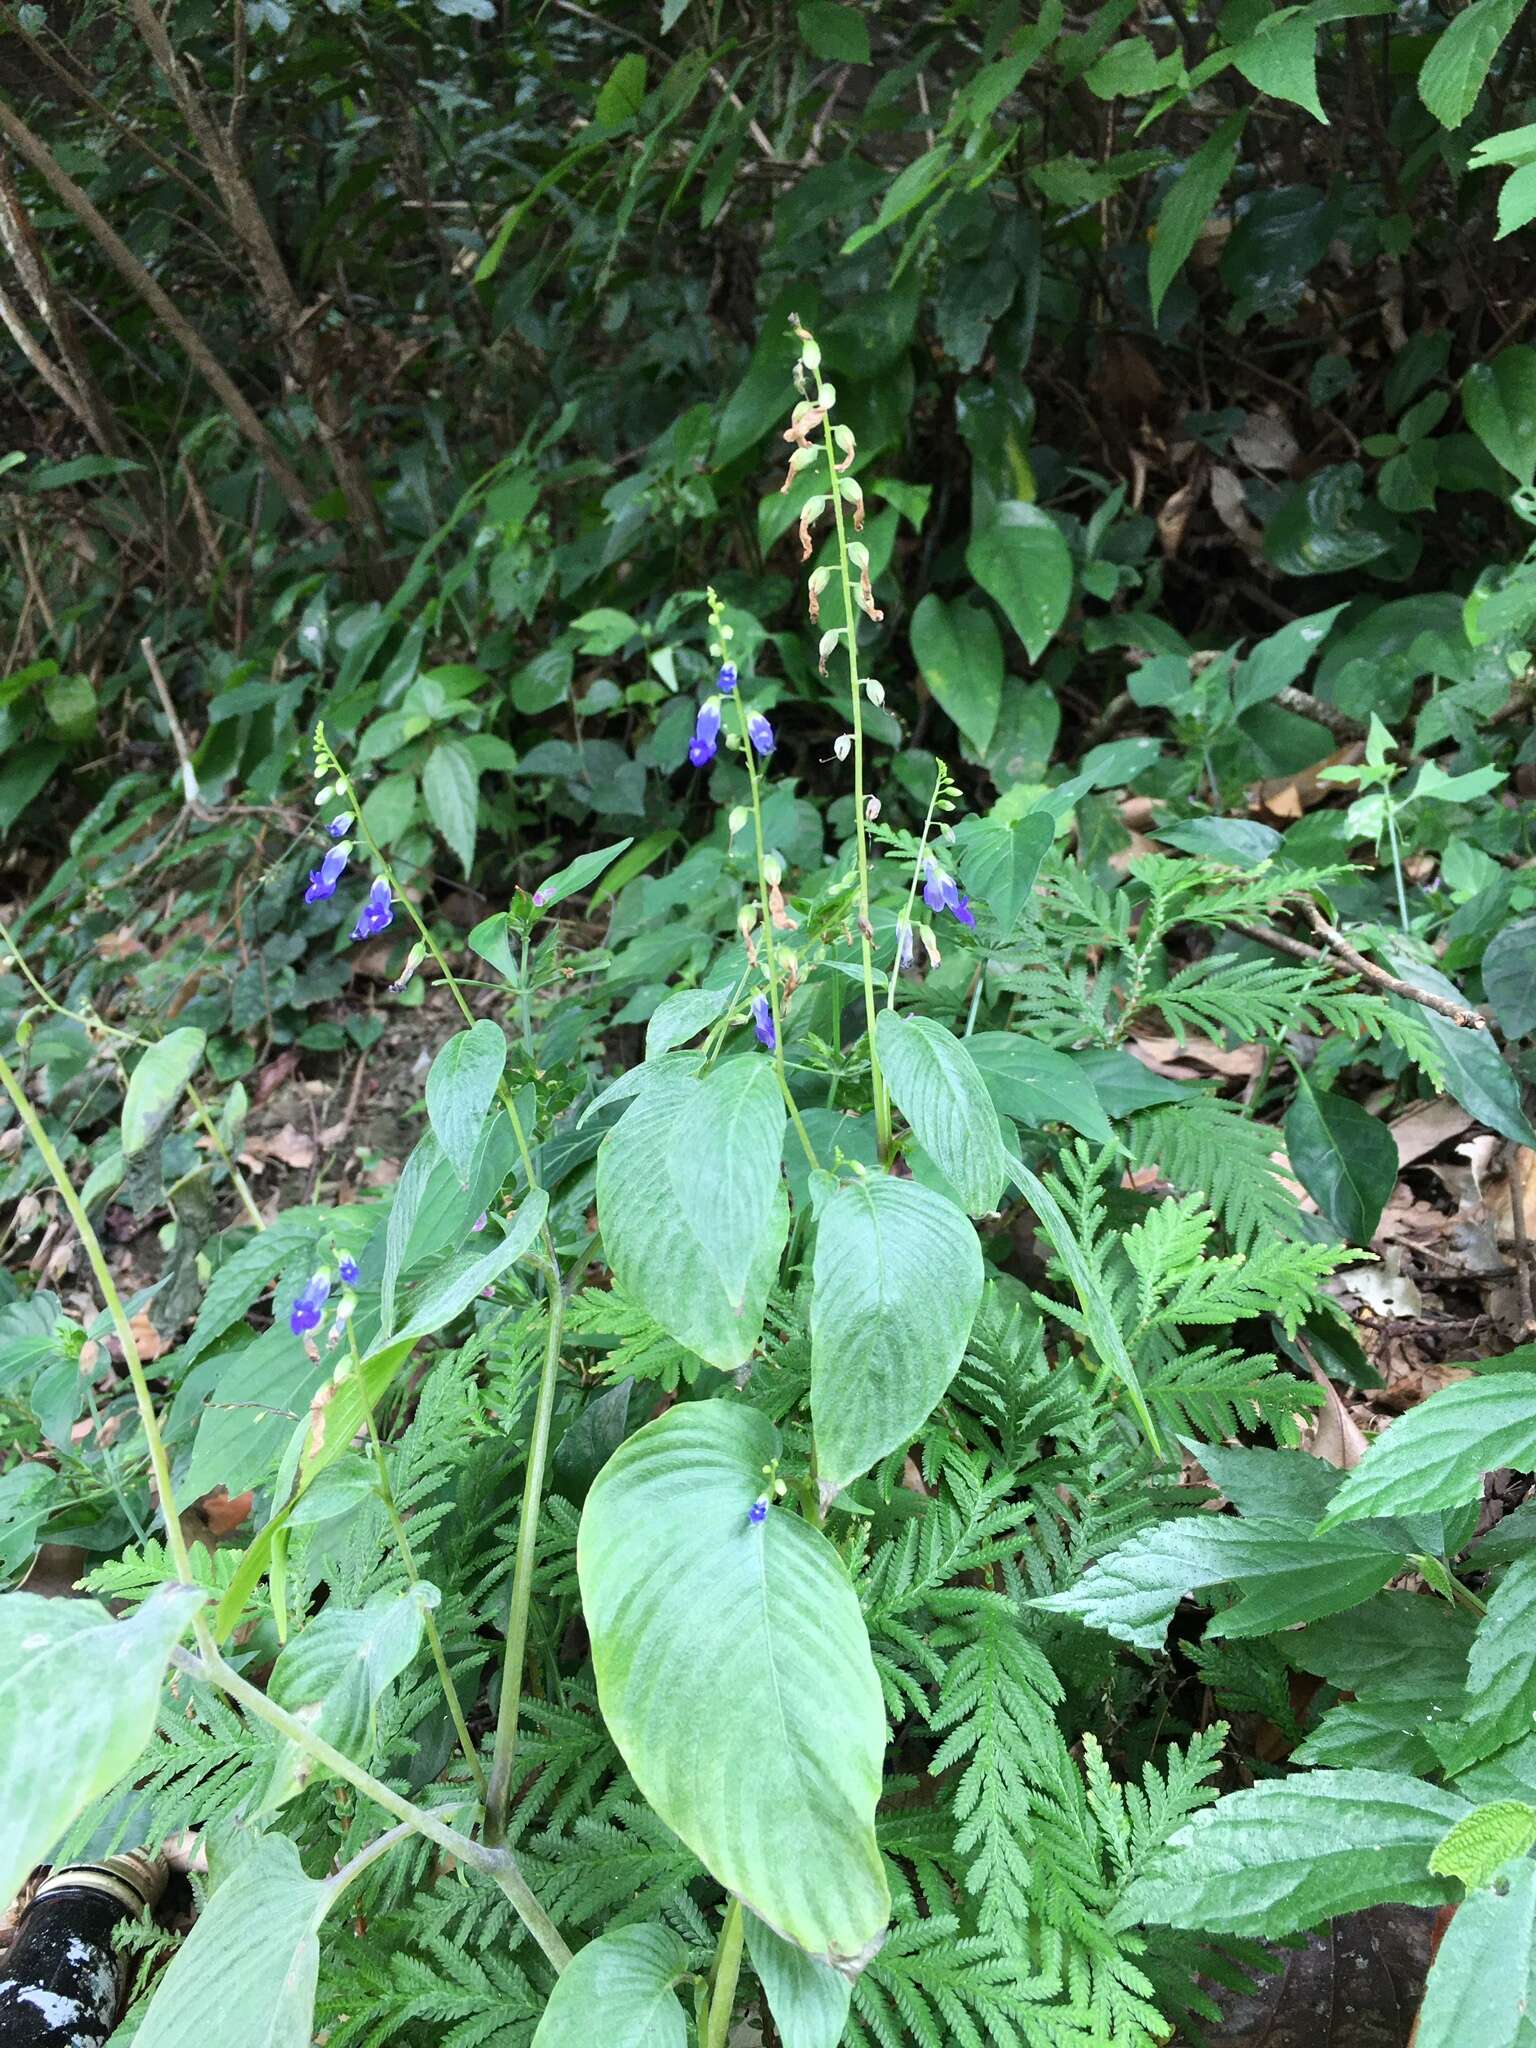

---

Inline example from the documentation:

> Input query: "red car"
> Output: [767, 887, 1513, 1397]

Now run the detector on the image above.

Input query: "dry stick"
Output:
[141, 636, 205, 811]
[1508, 1144, 1536, 1338]
[1297, 900, 1489, 1030]
[0, 97, 321, 531]
[0, 278, 89, 424]
[124, 0, 382, 545]
[1239, 913, 1489, 1030]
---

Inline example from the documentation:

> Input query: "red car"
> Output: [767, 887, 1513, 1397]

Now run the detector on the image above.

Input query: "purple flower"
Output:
[922, 859, 957, 916]
[351, 876, 394, 942]
[952, 894, 976, 929]
[717, 661, 738, 693]
[532, 890, 549, 908]
[337, 1252, 360, 1287]
[304, 842, 350, 905]
[328, 812, 353, 839]
[748, 1496, 768, 1525]
[751, 993, 776, 1050]
[472, 1211, 488, 1232]
[689, 701, 721, 769]
[746, 712, 775, 758]
[290, 1271, 331, 1336]
[896, 920, 914, 970]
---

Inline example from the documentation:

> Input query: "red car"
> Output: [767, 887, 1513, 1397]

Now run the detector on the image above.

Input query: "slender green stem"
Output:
[813, 393, 890, 1159]
[885, 770, 943, 1010]
[0, 1047, 197, 1587]
[347, 1324, 487, 1797]
[704, 1898, 746, 2048]
[1449, 1576, 1489, 1620]
[328, 1819, 416, 1901]
[1385, 801, 1410, 932]
[187, 1083, 267, 1231]
[728, 692, 818, 1170]
[171, 1644, 572, 1971]
[483, 1274, 570, 1843]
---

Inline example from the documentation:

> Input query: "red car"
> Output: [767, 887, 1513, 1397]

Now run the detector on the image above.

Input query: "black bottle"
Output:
[0, 1852, 165, 2046]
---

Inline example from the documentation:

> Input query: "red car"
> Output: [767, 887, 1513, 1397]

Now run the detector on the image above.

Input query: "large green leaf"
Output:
[597, 1062, 788, 1368]
[1148, 114, 1245, 320]
[966, 1031, 1112, 1143]
[425, 1019, 507, 1184]
[1483, 916, 1536, 1038]
[265, 1586, 431, 1804]
[875, 1010, 1007, 1215]
[532, 1924, 688, 2047]
[1123, 1770, 1466, 1937]
[956, 811, 1054, 941]
[422, 737, 478, 876]
[746, 1912, 852, 2048]
[122, 1028, 206, 1158]
[1414, 1854, 1536, 2048]
[1429, 1555, 1536, 1774]
[133, 1835, 333, 2048]
[1322, 1374, 1536, 1525]
[964, 502, 1073, 662]
[0, 1585, 204, 1909]
[1283, 1071, 1398, 1243]
[532, 836, 635, 912]
[1464, 343, 1536, 485]
[1383, 943, 1536, 1147]
[1419, 0, 1524, 129]
[909, 593, 1003, 755]
[578, 1402, 889, 1968]
[810, 1172, 982, 1492]
[1034, 1513, 1403, 1651]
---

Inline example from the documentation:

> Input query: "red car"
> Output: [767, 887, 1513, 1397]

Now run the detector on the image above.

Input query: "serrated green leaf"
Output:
[1430, 1801, 1536, 1889]
[1148, 115, 1245, 320]
[122, 1028, 206, 1157]
[1419, 0, 1524, 129]
[578, 1402, 889, 1967]
[595, 51, 647, 127]
[1323, 1374, 1536, 1525]
[876, 1010, 1007, 1215]
[1484, 917, 1536, 1037]
[425, 1019, 506, 1184]
[421, 738, 478, 875]
[265, 1587, 432, 1806]
[810, 1173, 982, 1492]
[1123, 1770, 1465, 1937]
[0, 1586, 204, 1911]
[644, 986, 731, 1060]
[1464, 344, 1536, 485]
[1231, 11, 1326, 122]
[1431, 1555, 1536, 1773]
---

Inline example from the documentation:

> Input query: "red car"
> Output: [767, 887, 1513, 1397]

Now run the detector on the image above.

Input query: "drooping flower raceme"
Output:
[689, 701, 722, 768]
[351, 876, 394, 942]
[746, 711, 775, 758]
[290, 1271, 332, 1336]
[716, 661, 738, 694]
[305, 841, 350, 904]
[751, 993, 776, 1050]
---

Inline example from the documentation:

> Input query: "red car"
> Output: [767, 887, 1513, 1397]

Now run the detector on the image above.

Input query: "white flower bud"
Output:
[762, 853, 783, 888]
[728, 804, 749, 838]
[865, 797, 880, 822]
[833, 733, 852, 762]
[864, 678, 885, 707]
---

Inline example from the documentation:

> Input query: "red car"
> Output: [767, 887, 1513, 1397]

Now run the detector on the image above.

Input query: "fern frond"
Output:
[563, 1281, 706, 1388]
[1125, 1099, 1301, 1250]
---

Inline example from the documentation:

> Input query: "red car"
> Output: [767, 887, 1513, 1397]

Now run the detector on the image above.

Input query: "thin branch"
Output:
[1298, 901, 1488, 1029]
[141, 637, 205, 811]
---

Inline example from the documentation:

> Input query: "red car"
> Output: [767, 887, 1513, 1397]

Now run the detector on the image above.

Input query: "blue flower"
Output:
[304, 842, 350, 905]
[290, 1270, 331, 1336]
[896, 920, 914, 970]
[748, 1496, 769, 1525]
[717, 662, 738, 693]
[923, 860, 973, 926]
[746, 711, 775, 758]
[337, 1252, 360, 1287]
[751, 993, 776, 1050]
[351, 876, 394, 942]
[689, 701, 721, 768]
[953, 894, 976, 929]
[328, 812, 353, 839]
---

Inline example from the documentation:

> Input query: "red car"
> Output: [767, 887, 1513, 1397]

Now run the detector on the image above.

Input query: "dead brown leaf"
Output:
[242, 1122, 317, 1171]
[1157, 477, 1201, 558]
[1390, 1098, 1475, 1169]
[1130, 1033, 1265, 1079]
[129, 1310, 168, 1362]
[95, 925, 147, 962]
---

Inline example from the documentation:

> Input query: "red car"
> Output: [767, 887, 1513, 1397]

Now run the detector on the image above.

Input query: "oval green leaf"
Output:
[1463, 344, 1536, 486]
[810, 1173, 982, 1493]
[964, 501, 1073, 662]
[1283, 1072, 1398, 1244]
[578, 1402, 890, 1968]
[532, 1924, 688, 2048]
[426, 1018, 507, 1184]
[122, 1027, 206, 1158]
[874, 1010, 1007, 1215]
[597, 1062, 788, 1368]
[909, 593, 1003, 756]
[746, 1912, 852, 2048]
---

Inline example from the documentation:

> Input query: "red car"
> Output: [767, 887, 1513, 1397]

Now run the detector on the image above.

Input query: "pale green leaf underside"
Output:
[746, 1910, 853, 2048]
[531, 1923, 688, 2047]
[810, 1173, 982, 1492]
[597, 1065, 788, 1368]
[578, 1402, 889, 1967]
[134, 1835, 333, 2048]
[0, 1584, 204, 1912]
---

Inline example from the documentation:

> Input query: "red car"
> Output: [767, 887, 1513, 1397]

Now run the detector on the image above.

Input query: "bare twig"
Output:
[141, 637, 205, 811]
[1508, 1144, 1536, 1338]
[1273, 686, 1365, 740]
[1298, 901, 1489, 1030]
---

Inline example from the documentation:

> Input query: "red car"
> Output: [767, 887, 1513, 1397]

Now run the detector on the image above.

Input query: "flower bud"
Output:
[728, 804, 750, 838]
[864, 677, 885, 707]
[865, 797, 880, 822]
[818, 628, 842, 675]
[833, 733, 852, 762]
[762, 853, 783, 888]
